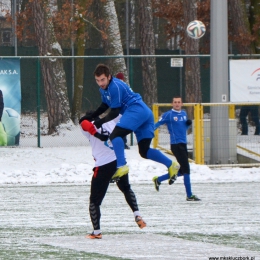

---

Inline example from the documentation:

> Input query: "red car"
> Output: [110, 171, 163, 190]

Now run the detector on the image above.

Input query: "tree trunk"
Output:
[71, 0, 87, 124]
[249, 0, 260, 54]
[100, 0, 128, 82]
[138, 0, 158, 107]
[129, 0, 137, 49]
[229, 0, 255, 54]
[183, 0, 202, 118]
[32, 0, 71, 134]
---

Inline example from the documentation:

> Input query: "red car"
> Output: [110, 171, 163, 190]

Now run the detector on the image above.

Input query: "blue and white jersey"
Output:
[99, 77, 142, 114]
[154, 109, 190, 144]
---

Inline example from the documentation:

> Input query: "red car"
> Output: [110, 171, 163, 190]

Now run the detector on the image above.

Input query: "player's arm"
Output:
[81, 120, 109, 141]
[79, 103, 109, 124]
[186, 119, 192, 129]
[185, 110, 192, 129]
[93, 107, 120, 129]
[154, 113, 168, 130]
[91, 102, 109, 118]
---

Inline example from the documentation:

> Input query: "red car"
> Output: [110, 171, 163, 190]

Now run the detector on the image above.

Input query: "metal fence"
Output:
[153, 102, 260, 167]
[1, 54, 210, 148]
[1, 55, 260, 168]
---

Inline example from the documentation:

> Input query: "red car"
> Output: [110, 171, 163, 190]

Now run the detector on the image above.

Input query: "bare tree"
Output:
[153, 0, 203, 110]
[229, 0, 255, 54]
[98, 0, 128, 81]
[138, 0, 158, 107]
[248, 0, 260, 125]
[32, 0, 71, 134]
[248, 0, 260, 54]
[183, 0, 202, 107]
[129, 0, 137, 49]
[71, 0, 88, 124]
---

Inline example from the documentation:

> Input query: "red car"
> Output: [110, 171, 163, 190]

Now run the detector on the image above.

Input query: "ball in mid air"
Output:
[186, 20, 206, 39]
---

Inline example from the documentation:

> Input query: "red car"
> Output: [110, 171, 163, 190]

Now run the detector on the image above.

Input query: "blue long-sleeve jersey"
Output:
[100, 77, 142, 115]
[154, 109, 190, 144]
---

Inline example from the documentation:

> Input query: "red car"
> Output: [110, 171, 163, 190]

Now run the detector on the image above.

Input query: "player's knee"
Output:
[117, 183, 131, 193]
[90, 198, 102, 206]
[138, 138, 151, 159]
[110, 126, 131, 141]
[139, 148, 148, 158]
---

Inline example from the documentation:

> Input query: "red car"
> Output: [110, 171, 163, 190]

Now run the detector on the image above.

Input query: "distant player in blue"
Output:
[153, 96, 200, 201]
[79, 64, 179, 182]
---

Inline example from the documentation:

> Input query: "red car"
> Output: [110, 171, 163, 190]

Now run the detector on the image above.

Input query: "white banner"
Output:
[230, 59, 260, 102]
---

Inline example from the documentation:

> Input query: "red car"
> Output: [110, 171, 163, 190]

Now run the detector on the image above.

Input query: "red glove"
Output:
[81, 120, 97, 135]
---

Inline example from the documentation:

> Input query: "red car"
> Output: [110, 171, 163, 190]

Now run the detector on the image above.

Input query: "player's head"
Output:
[172, 96, 183, 111]
[94, 64, 111, 90]
[116, 72, 124, 81]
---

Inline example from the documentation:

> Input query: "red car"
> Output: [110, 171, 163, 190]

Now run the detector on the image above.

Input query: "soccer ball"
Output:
[186, 20, 206, 39]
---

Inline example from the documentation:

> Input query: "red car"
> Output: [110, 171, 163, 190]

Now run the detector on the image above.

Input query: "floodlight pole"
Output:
[210, 0, 229, 164]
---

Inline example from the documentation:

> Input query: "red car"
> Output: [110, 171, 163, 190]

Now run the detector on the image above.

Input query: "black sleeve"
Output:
[186, 119, 192, 126]
[94, 107, 121, 128]
[91, 102, 109, 118]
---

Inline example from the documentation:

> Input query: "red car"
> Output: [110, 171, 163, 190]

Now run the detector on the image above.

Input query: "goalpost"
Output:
[152, 102, 260, 167]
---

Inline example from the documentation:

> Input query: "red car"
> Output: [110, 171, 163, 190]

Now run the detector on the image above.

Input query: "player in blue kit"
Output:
[80, 64, 179, 182]
[153, 96, 200, 201]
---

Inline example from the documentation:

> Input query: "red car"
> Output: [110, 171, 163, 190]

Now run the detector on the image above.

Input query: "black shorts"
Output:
[89, 160, 131, 205]
[171, 143, 190, 174]
[90, 160, 117, 206]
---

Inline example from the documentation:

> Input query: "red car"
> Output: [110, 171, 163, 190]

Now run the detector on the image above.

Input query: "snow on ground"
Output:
[1, 144, 260, 185]
[0, 112, 259, 184]
[1, 183, 260, 259]
[1, 119, 260, 259]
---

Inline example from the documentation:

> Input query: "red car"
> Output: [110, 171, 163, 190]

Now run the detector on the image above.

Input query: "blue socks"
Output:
[147, 148, 172, 168]
[184, 174, 192, 198]
[158, 170, 183, 182]
[158, 172, 192, 198]
[111, 137, 126, 167]
[158, 173, 169, 183]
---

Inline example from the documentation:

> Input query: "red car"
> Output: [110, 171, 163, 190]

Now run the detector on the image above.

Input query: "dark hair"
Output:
[94, 64, 110, 77]
[173, 96, 182, 100]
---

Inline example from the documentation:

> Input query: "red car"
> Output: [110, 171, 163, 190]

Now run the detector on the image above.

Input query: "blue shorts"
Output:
[116, 101, 154, 143]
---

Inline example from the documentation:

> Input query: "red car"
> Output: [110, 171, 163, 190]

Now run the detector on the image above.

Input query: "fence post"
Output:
[229, 104, 235, 119]
[153, 103, 159, 148]
[200, 104, 205, 165]
[194, 104, 204, 164]
[37, 58, 41, 148]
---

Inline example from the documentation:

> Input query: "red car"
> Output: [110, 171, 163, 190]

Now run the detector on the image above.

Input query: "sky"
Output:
[1, 144, 260, 186]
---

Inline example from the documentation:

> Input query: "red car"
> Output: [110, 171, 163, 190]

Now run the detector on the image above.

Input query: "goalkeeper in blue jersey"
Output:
[153, 96, 200, 201]
[79, 64, 179, 183]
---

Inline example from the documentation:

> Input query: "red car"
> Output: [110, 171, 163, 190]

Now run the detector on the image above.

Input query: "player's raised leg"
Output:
[110, 126, 132, 180]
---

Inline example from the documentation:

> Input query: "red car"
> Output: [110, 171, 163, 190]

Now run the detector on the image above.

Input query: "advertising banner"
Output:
[230, 59, 260, 102]
[0, 59, 21, 146]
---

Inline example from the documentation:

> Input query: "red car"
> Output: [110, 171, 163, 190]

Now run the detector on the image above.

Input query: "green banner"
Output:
[0, 59, 21, 146]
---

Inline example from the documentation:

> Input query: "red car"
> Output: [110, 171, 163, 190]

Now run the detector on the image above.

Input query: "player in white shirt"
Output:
[80, 115, 146, 239]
